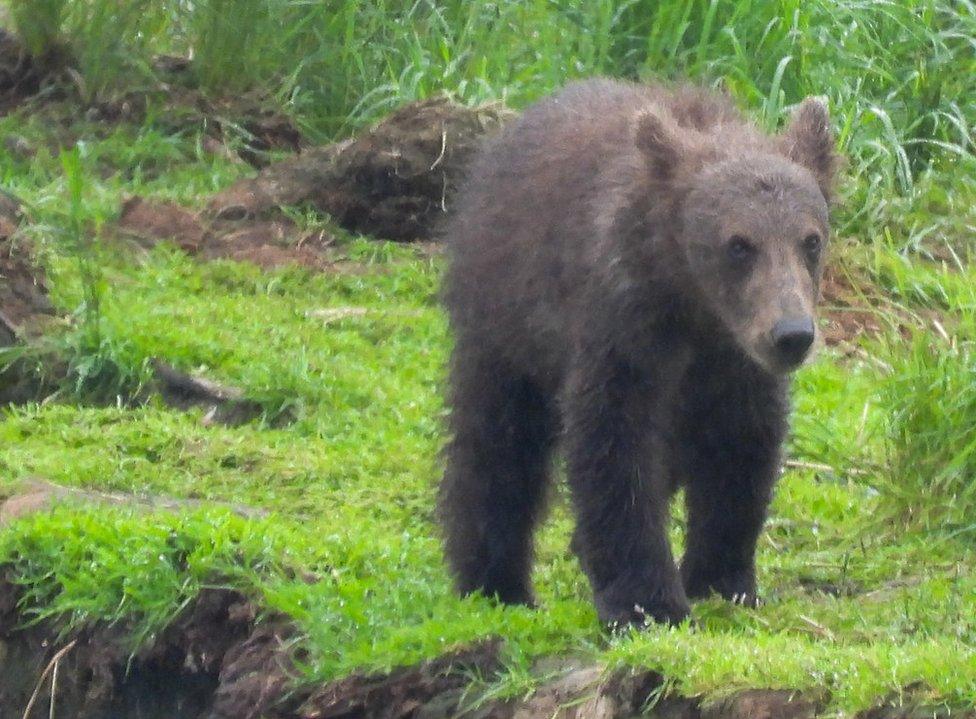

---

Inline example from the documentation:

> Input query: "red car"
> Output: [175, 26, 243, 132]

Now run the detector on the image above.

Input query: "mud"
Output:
[208, 96, 513, 242]
[116, 195, 342, 272]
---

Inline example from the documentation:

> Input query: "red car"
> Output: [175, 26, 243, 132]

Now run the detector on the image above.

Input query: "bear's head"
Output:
[636, 97, 839, 374]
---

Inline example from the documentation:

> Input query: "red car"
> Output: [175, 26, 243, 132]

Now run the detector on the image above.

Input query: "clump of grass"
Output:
[8, 0, 65, 61]
[876, 324, 976, 536]
[8, 0, 169, 98]
[50, 149, 153, 403]
[0, 148, 153, 405]
[184, 0, 277, 93]
[0, 506, 301, 646]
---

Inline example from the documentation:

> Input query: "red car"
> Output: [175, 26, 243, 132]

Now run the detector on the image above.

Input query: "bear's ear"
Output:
[634, 111, 681, 181]
[779, 97, 839, 202]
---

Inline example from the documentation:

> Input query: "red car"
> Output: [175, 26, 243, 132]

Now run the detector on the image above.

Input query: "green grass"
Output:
[875, 326, 976, 536]
[7, 2, 976, 189]
[1, 1, 976, 715]
[1, 224, 974, 713]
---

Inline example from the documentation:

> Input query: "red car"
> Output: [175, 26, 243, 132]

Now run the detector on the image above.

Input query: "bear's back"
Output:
[442, 79, 748, 381]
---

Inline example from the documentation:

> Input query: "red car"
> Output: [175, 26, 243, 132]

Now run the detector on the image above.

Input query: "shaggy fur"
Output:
[438, 78, 839, 626]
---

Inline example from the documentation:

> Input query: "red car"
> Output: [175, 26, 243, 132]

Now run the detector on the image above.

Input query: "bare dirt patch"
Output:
[197, 93, 306, 167]
[0, 477, 267, 527]
[208, 96, 513, 242]
[116, 196, 207, 254]
[116, 195, 343, 272]
[113, 96, 511, 272]
[819, 259, 948, 357]
[0, 580, 281, 719]
[0, 574, 497, 719]
[855, 685, 976, 719]
[0, 191, 53, 336]
[819, 265, 885, 348]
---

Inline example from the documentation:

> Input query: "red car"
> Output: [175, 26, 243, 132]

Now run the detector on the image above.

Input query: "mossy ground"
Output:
[2, 7, 976, 714]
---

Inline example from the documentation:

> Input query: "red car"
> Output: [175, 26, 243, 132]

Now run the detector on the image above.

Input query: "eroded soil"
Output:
[3, 570, 963, 719]
[0, 192, 61, 403]
[116, 195, 343, 272]
[820, 265, 886, 348]
[0, 573, 817, 719]
[0, 28, 71, 114]
[0, 192, 53, 336]
[207, 96, 513, 242]
[112, 95, 514, 265]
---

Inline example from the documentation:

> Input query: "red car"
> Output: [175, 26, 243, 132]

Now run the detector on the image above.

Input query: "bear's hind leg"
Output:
[438, 346, 556, 606]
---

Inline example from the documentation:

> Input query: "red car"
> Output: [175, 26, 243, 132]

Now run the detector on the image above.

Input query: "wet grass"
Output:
[1, 2, 975, 715]
[2, 207, 975, 712]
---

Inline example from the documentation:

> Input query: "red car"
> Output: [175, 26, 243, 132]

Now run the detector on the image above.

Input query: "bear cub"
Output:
[438, 78, 839, 626]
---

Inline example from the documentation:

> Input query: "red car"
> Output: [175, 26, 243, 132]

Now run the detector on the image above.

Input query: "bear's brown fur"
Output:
[438, 78, 839, 626]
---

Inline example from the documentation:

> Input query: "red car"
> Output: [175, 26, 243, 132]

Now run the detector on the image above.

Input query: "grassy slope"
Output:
[2, 1, 976, 716]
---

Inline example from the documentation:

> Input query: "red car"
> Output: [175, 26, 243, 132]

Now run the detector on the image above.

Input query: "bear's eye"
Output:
[802, 233, 822, 261]
[727, 235, 757, 263]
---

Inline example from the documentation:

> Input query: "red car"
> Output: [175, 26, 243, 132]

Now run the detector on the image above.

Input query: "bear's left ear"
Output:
[778, 97, 839, 202]
[634, 111, 683, 182]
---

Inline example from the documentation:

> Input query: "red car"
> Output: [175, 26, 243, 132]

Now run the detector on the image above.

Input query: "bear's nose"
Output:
[771, 317, 815, 367]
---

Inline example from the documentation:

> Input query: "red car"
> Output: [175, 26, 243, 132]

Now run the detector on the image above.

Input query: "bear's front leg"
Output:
[563, 355, 690, 628]
[676, 362, 788, 607]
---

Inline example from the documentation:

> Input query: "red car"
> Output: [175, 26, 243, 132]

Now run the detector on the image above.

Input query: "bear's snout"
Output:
[770, 316, 815, 369]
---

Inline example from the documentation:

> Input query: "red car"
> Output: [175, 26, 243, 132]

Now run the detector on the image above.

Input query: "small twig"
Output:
[852, 346, 893, 373]
[429, 128, 448, 171]
[784, 459, 868, 477]
[855, 401, 871, 444]
[785, 459, 834, 473]
[0, 309, 22, 345]
[49, 654, 60, 719]
[798, 615, 835, 641]
[21, 639, 77, 719]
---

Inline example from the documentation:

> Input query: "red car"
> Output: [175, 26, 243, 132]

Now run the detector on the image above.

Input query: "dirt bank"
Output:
[4, 569, 961, 719]
[208, 96, 513, 243]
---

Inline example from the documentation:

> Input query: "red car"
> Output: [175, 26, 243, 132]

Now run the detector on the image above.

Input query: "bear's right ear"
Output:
[635, 112, 681, 181]
[778, 97, 839, 201]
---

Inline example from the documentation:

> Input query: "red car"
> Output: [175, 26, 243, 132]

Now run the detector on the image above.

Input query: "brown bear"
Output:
[437, 78, 838, 626]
